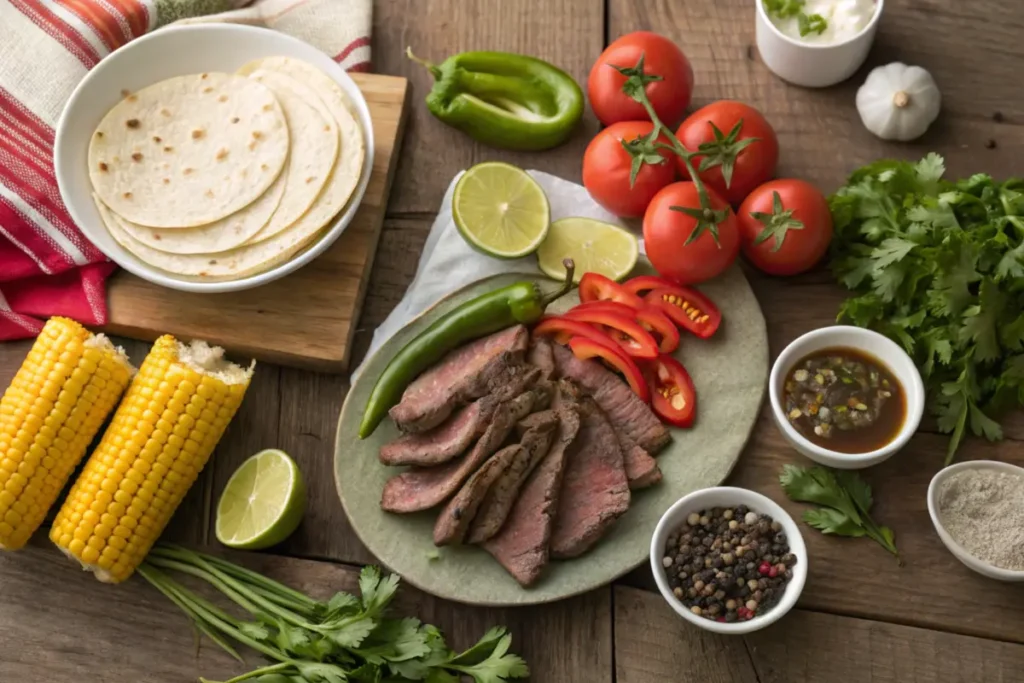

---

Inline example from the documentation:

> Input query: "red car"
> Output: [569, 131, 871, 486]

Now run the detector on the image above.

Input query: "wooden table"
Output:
[3, 1, 1024, 680]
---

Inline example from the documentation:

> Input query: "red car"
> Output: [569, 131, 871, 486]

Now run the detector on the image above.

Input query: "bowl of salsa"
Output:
[769, 326, 925, 469]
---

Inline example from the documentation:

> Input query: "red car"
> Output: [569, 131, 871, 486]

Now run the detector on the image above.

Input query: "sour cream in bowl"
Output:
[754, 0, 884, 87]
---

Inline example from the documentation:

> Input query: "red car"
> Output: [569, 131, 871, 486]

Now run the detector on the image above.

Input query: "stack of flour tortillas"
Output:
[88, 57, 365, 282]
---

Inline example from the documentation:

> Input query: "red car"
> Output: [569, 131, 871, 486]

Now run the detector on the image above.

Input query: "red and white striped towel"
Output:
[0, 0, 372, 340]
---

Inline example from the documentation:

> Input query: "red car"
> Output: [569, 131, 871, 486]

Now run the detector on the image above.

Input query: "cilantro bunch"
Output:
[830, 154, 1024, 463]
[138, 545, 528, 683]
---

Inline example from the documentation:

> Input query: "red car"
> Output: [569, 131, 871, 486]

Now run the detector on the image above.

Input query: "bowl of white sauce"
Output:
[755, 0, 883, 87]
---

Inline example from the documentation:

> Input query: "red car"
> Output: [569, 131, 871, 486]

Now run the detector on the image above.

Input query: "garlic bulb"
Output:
[856, 63, 941, 142]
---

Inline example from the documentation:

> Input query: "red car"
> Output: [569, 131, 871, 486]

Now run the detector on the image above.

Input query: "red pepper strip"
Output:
[645, 286, 722, 339]
[568, 335, 650, 402]
[578, 272, 646, 308]
[567, 301, 679, 354]
[622, 275, 677, 297]
[560, 308, 658, 360]
[643, 354, 697, 428]
[533, 316, 611, 346]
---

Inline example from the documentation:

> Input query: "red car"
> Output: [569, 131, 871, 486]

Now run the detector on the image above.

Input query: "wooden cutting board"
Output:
[101, 73, 410, 373]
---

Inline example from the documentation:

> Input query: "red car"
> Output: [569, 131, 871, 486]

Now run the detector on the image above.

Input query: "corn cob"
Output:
[51, 335, 253, 583]
[0, 317, 133, 550]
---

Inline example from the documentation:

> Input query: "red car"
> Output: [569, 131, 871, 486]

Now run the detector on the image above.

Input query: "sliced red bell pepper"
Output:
[644, 354, 697, 428]
[622, 275, 677, 297]
[532, 316, 610, 346]
[645, 286, 722, 339]
[578, 272, 646, 308]
[567, 301, 679, 354]
[568, 335, 650, 402]
[560, 308, 658, 360]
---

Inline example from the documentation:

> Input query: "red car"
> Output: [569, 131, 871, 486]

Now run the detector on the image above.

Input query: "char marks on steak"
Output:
[466, 410, 559, 544]
[434, 444, 524, 546]
[379, 387, 543, 513]
[527, 336, 556, 379]
[551, 343, 670, 454]
[389, 325, 530, 433]
[379, 400, 487, 466]
[549, 395, 631, 559]
[483, 381, 582, 586]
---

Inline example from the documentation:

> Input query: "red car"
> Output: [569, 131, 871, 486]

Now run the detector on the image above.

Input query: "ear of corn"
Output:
[50, 334, 253, 583]
[0, 318, 133, 550]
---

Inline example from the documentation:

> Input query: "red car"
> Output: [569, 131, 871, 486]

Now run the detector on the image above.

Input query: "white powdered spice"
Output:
[938, 469, 1024, 571]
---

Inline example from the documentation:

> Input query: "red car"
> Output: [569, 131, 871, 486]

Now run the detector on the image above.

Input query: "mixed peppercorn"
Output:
[661, 505, 797, 622]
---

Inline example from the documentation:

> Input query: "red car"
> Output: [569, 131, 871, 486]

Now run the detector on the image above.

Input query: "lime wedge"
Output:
[215, 449, 306, 550]
[452, 162, 551, 259]
[537, 217, 639, 283]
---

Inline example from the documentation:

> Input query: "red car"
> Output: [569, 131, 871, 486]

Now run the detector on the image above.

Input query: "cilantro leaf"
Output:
[803, 508, 865, 536]
[958, 278, 1004, 362]
[448, 631, 529, 683]
[870, 237, 916, 270]
[968, 401, 1003, 441]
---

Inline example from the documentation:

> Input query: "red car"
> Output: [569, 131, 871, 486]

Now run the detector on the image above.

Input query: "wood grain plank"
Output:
[0, 544, 612, 683]
[615, 586, 1024, 683]
[372, 0, 604, 215]
[102, 73, 410, 373]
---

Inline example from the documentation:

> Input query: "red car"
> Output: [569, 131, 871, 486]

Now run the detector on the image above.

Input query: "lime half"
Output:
[452, 162, 550, 259]
[215, 449, 306, 550]
[537, 217, 639, 283]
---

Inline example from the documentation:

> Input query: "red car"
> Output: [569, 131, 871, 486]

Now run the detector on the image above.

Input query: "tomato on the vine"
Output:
[582, 121, 675, 217]
[737, 179, 833, 276]
[588, 31, 694, 126]
[642, 181, 740, 285]
[675, 101, 779, 205]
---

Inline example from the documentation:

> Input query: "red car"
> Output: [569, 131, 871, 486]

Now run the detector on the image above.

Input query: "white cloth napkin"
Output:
[353, 170, 640, 380]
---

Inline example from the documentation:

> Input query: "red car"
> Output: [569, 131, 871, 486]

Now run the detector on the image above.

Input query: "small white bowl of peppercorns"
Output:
[650, 487, 807, 634]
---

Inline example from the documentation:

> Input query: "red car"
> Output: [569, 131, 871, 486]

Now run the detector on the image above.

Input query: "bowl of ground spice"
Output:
[651, 487, 807, 634]
[928, 460, 1024, 582]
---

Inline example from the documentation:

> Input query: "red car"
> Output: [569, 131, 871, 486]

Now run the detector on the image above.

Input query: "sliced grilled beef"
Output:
[483, 384, 582, 586]
[434, 444, 524, 546]
[619, 433, 662, 490]
[379, 400, 487, 466]
[550, 396, 631, 559]
[527, 336, 556, 379]
[380, 387, 542, 513]
[467, 411, 559, 544]
[389, 325, 530, 433]
[551, 343, 670, 454]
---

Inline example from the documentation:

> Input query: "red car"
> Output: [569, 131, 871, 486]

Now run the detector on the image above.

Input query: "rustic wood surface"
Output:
[2, 0, 1024, 680]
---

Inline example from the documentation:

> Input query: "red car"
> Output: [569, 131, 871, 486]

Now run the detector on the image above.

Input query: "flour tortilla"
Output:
[237, 57, 365, 243]
[88, 72, 289, 228]
[240, 69, 338, 243]
[95, 193, 325, 281]
[112, 168, 287, 254]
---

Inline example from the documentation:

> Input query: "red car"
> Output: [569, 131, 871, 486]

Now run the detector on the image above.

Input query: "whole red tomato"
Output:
[642, 181, 740, 284]
[675, 101, 779, 205]
[588, 31, 694, 127]
[737, 179, 833, 276]
[582, 121, 676, 217]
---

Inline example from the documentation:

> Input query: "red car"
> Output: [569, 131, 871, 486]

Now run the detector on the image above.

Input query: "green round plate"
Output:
[335, 259, 768, 606]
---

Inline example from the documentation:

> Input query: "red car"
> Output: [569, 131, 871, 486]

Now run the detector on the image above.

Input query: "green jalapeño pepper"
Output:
[358, 260, 575, 439]
[407, 48, 584, 151]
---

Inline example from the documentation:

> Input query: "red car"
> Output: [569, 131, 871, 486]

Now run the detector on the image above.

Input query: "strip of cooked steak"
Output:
[379, 388, 541, 513]
[466, 411, 559, 544]
[389, 325, 530, 433]
[549, 396, 631, 559]
[527, 336, 556, 379]
[482, 385, 581, 585]
[379, 400, 486, 466]
[551, 343, 670, 454]
[434, 444, 524, 546]
[619, 433, 662, 490]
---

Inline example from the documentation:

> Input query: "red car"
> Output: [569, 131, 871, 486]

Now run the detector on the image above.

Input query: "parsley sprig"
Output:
[138, 545, 528, 683]
[762, 0, 829, 37]
[830, 154, 1024, 463]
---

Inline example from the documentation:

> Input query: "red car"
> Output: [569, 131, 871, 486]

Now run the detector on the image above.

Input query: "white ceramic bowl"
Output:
[754, 0, 884, 88]
[54, 24, 375, 294]
[650, 487, 807, 635]
[769, 325, 924, 469]
[927, 460, 1024, 582]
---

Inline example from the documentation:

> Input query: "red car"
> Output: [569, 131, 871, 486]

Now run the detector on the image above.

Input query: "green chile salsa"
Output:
[782, 347, 905, 453]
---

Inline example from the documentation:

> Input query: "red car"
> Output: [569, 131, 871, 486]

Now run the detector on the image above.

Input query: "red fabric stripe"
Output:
[101, 0, 148, 45]
[334, 35, 370, 63]
[4, 261, 115, 321]
[57, 0, 122, 52]
[0, 86, 53, 154]
[0, 200, 71, 275]
[11, 0, 100, 68]
[0, 308, 44, 339]
[346, 61, 372, 73]
[0, 236, 46, 282]
[0, 108, 50, 169]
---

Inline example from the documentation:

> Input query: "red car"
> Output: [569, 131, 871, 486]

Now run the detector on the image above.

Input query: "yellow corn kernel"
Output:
[0, 318, 133, 550]
[51, 335, 253, 583]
